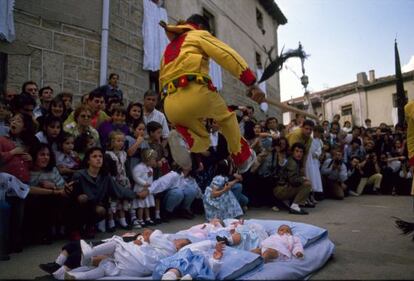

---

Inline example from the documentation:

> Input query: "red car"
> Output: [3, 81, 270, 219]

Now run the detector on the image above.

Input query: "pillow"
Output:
[239, 219, 328, 247]
[216, 247, 263, 280]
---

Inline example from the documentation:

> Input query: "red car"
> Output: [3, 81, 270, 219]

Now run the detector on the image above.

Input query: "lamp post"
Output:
[298, 42, 313, 116]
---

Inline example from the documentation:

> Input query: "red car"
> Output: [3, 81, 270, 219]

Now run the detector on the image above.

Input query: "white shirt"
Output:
[144, 109, 170, 139]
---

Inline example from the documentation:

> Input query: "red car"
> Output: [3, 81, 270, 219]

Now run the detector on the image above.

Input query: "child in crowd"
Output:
[35, 116, 63, 152]
[203, 159, 244, 221]
[131, 149, 157, 228]
[258, 224, 304, 263]
[147, 121, 170, 223]
[98, 106, 130, 149]
[55, 133, 81, 181]
[126, 102, 143, 134]
[125, 121, 149, 179]
[105, 131, 131, 231]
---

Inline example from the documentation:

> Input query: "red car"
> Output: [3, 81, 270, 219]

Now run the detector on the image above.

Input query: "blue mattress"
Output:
[96, 219, 334, 280]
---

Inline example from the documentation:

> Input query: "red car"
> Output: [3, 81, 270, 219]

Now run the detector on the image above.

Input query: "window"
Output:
[341, 104, 353, 116]
[392, 91, 408, 107]
[0, 52, 7, 96]
[255, 52, 262, 69]
[149, 70, 159, 93]
[203, 8, 216, 36]
[256, 8, 265, 34]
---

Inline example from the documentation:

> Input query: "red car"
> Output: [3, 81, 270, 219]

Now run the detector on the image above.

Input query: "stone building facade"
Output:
[283, 70, 414, 127]
[0, 0, 286, 119]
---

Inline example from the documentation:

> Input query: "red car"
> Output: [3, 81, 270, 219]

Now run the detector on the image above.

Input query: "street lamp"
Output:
[299, 42, 313, 115]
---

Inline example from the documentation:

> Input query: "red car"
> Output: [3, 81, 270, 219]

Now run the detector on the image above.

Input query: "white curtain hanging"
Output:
[209, 59, 223, 91]
[256, 68, 269, 112]
[0, 0, 15, 42]
[142, 0, 169, 71]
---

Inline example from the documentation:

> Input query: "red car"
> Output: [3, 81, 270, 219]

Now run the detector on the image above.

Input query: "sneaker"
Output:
[237, 149, 256, 174]
[289, 207, 308, 215]
[271, 206, 280, 212]
[39, 262, 61, 274]
[168, 130, 192, 170]
[348, 190, 359, 196]
[80, 240, 93, 266]
[132, 220, 142, 229]
[145, 219, 155, 226]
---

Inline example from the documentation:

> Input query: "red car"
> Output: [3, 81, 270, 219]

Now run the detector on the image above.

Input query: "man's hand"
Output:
[137, 190, 149, 199]
[247, 85, 266, 104]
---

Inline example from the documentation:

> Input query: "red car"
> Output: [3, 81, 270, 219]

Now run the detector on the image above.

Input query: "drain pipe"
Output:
[99, 0, 110, 86]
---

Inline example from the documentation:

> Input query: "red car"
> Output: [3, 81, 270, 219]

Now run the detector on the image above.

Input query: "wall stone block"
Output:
[54, 33, 84, 56]
[15, 22, 53, 49]
[43, 50, 63, 83]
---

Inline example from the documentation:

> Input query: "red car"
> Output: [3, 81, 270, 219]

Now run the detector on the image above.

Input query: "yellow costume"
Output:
[159, 22, 256, 167]
[404, 101, 414, 195]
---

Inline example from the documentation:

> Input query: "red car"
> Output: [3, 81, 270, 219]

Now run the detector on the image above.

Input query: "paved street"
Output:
[0, 195, 413, 280]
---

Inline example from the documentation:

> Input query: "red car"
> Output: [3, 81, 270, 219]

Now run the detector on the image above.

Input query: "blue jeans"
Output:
[231, 183, 249, 207]
[163, 187, 198, 212]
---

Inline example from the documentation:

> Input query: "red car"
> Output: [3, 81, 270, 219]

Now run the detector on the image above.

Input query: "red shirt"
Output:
[0, 136, 31, 183]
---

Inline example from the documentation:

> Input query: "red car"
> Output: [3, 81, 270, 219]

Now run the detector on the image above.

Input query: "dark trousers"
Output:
[6, 197, 25, 253]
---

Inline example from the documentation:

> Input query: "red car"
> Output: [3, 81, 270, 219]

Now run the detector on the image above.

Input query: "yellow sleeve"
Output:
[197, 31, 256, 86]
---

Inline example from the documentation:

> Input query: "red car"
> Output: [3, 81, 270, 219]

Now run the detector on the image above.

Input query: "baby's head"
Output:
[277, 224, 292, 235]
[174, 238, 192, 250]
[142, 228, 153, 242]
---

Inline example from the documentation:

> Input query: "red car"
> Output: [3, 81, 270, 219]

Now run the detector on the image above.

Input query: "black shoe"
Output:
[216, 236, 230, 246]
[106, 226, 116, 233]
[154, 218, 162, 225]
[0, 255, 10, 261]
[314, 192, 325, 201]
[39, 262, 61, 274]
[300, 202, 315, 208]
[289, 208, 308, 215]
[179, 209, 195, 220]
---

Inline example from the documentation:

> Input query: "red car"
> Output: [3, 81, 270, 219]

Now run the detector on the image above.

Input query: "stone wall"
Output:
[1, 0, 147, 105]
[2, 0, 283, 121]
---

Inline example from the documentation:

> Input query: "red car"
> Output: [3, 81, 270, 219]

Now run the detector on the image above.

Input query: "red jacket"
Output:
[0, 136, 31, 183]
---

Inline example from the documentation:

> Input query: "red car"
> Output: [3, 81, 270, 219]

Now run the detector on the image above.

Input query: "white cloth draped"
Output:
[142, 0, 169, 71]
[256, 68, 269, 112]
[209, 60, 223, 91]
[305, 138, 323, 192]
[0, 0, 15, 42]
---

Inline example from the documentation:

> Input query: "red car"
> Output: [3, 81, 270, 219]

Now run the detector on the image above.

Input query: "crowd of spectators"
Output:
[0, 75, 411, 260]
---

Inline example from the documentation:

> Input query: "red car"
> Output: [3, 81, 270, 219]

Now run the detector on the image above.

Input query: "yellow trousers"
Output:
[164, 83, 247, 163]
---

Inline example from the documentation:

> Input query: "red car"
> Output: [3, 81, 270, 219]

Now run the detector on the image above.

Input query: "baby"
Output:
[256, 224, 304, 263]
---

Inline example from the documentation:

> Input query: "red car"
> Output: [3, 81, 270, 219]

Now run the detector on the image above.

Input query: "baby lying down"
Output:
[252, 224, 304, 263]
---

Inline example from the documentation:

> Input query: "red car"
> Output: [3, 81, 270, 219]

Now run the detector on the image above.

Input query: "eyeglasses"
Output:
[80, 114, 91, 119]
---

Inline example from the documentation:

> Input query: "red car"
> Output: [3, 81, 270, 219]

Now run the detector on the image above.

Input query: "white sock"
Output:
[155, 210, 161, 219]
[162, 271, 179, 280]
[52, 266, 67, 280]
[108, 219, 115, 228]
[130, 210, 137, 221]
[290, 203, 301, 212]
[118, 217, 128, 227]
[97, 220, 106, 232]
[55, 253, 67, 266]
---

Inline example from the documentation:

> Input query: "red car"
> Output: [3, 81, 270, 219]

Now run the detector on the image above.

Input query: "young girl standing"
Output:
[131, 149, 157, 228]
[105, 131, 131, 230]
[55, 133, 81, 181]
